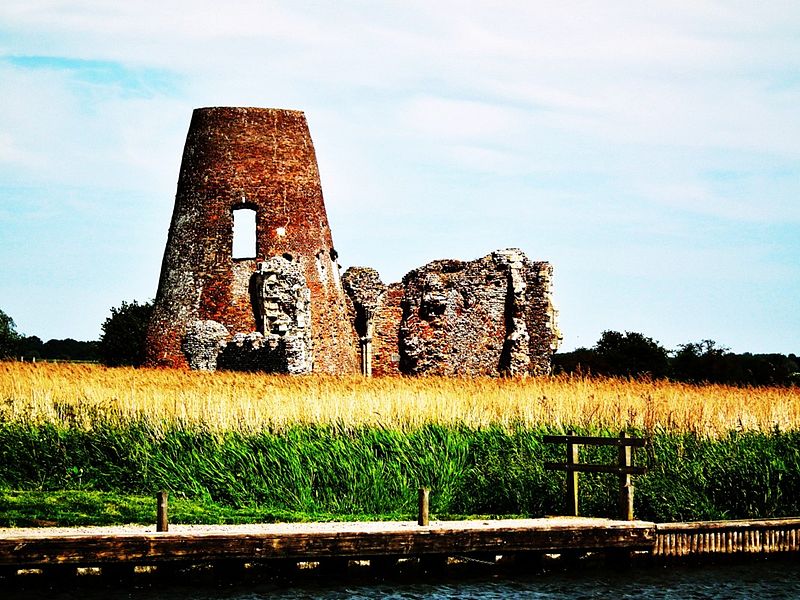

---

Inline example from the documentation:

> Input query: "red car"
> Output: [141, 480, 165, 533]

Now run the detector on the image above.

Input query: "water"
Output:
[7, 560, 800, 599]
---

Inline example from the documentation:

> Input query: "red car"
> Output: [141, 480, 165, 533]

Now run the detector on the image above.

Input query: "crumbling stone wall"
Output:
[216, 330, 312, 374]
[343, 249, 560, 377]
[400, 252, 510, 376]
[145, 107, 359, 373]
[182, 320, 229, 371]
[342, 267, 385, 375]
[523, 260, 560, 375]
[371, 284, 404, 376]
[179, 258, 313, 374]
[248, 256, 313, 374]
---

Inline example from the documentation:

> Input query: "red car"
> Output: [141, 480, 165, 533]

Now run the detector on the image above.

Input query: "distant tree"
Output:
[41, 338, 101, 362]
[593, 330, 670, 379]
[17, 335, 44, 360]
[789, 354, 800, 386]
[552, 331, 670, 379]
[734, 353, 800, 387]
[551, 347, 599, 375]
[553, 329, 799, 386]
[99, 300, 154, 367]
[671, 340, 729, 383]
[0, 308, 21, 358]
[17, 335, 101, 362]
[672, 341, 799, 386]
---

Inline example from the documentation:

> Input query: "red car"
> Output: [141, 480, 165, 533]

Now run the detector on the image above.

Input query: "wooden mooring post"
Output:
[157, 491, 169, 532]
[418, 487, 430, 526]
[544, 431, 646, 520]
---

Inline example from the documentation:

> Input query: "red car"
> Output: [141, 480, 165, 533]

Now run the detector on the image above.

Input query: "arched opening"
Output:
[232, 207, 257, 259]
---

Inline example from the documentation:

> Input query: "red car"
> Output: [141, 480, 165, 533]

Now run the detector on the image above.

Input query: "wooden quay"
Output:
[4, 517, 800, 578]
[0, 517, 653, 576]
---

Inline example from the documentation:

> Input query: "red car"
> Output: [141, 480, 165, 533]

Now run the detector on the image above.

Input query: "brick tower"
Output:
[145, 107, 359, 373]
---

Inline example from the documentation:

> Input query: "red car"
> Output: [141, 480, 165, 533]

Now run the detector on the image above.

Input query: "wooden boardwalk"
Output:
[2, 517, 800, 575]
[0, 518, 652, 570]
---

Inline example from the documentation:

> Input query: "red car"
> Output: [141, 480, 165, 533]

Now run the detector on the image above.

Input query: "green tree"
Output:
[17, 335, 43, 360]
[672, 339, 728, 383]
[0, 308, 21, 358]
[593, 330, 670, 379]
[98, 300, 154, 367]
[551, 347, 599, 375]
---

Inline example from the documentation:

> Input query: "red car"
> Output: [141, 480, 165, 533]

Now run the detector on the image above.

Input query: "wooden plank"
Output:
[543, 435, 647, 447]
[0, 519, 656, 568]
[618, 432, 634, 521]
[566, 432, 579, 516]
[656, 518, 800, 532]
[544, 462, 647, 475]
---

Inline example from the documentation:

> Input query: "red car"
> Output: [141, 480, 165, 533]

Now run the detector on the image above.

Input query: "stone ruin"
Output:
[343, 249, 559, 377]
[144, 107, 358, 374]
[146, 107, 561, 376]
[181, 257, 313, 373]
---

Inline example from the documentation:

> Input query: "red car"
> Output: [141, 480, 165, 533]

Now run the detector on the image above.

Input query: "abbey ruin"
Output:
[145, 107, 560, 376]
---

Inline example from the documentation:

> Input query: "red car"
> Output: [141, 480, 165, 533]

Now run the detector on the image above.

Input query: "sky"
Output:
[0, 1, 798, 354]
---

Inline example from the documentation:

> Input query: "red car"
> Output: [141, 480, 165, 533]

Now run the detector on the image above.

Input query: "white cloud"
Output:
[400, 96, 524, 142]
[0, 131, 27, 164]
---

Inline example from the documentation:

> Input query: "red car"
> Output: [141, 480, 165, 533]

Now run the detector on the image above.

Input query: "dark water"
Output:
[7, 560, 800, 599]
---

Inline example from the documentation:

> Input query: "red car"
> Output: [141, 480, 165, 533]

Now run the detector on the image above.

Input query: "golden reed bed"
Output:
[2, 362, 799, 436]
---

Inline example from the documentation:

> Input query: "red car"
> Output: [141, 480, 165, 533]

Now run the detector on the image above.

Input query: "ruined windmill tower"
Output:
[145, 107, 359, 373]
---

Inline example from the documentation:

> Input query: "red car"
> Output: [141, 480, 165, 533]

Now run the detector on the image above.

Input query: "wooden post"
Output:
[418, 487, 430, 526]
[618, 432, 634, 521]
[566, 431, 579, 516]
[157, 490, 169, 532]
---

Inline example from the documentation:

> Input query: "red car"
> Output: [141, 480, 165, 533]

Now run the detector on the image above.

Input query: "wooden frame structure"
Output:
[544, 431, 647, 520]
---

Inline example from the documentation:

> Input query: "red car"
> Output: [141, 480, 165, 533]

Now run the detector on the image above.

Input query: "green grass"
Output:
[0, 490, 315, 527]
[2, 422, 800, 526]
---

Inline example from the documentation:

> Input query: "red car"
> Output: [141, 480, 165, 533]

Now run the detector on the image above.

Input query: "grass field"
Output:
[2, 362, 799, 526]
[3, 362, 799, 435]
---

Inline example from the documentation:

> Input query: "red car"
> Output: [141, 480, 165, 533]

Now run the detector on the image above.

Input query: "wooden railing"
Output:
[544, 431, 647, 520]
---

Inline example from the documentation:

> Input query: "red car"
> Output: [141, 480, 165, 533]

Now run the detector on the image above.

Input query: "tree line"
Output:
[0, 301, 153, 366]
[554, 330, 800, 387]
[2, 305, 798, 386]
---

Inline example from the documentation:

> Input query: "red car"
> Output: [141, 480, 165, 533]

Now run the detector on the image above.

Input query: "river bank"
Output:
[3, 363, 799, 526]
[3, 424, 800, 526]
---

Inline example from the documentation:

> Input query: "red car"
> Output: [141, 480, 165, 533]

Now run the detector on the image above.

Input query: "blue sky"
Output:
[0, 1, 798, 354]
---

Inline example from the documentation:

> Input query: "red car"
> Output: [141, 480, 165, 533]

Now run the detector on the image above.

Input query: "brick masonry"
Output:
[145, 107, 359, 373]
[346, 249, 560, 377]
[371, 284, 404, 377]
[145, 107, 559, 376]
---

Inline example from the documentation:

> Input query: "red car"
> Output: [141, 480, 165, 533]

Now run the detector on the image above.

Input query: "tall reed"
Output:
[2, 363, 798, 436]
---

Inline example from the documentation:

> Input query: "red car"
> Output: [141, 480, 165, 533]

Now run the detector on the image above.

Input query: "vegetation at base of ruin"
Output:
[2, 363, 800, 526]
[3, 363, 799, 435]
